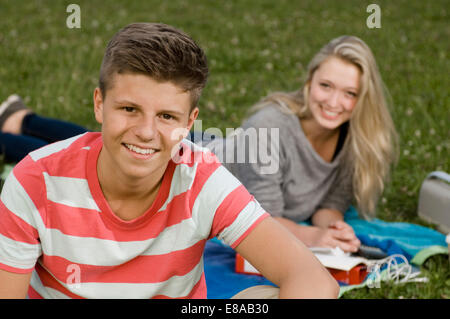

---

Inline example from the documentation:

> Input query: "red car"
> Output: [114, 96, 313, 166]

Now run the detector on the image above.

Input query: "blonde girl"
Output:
[207, 35, 398, 252]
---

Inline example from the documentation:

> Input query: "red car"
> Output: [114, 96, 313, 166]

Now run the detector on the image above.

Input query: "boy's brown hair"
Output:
[99, 23, 209, 109]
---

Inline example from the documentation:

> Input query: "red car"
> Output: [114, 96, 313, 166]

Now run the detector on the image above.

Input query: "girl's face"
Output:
[308, 57, 361, 132]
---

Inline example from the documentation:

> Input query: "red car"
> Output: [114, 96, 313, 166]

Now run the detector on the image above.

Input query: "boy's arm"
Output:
[0, 269, 32, 298]
[234, 217, 340, 298]
[0, 159, 43, 299]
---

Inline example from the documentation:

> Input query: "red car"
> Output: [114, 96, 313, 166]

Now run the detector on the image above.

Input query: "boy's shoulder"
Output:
[4, 132, 101, 214]
[28, 132, 99, 161]
[173, 138, 237, 190]
[16, 132, 100, 179]
[177, 138, 221, 168]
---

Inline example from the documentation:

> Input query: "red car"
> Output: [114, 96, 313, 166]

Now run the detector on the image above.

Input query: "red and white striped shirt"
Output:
[0, 132, 268, 298]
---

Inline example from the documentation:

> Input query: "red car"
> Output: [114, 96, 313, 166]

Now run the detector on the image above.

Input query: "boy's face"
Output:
[94, 73, 198, 183]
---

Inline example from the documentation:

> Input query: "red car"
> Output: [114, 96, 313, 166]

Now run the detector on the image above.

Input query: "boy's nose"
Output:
[134, 116, 157, 141]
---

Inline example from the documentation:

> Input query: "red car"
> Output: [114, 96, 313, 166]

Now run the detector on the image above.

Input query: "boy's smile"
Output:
[93, 73, 198, 190]
[123, 143, 157, 157]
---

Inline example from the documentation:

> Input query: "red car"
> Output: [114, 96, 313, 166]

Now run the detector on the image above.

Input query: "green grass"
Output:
[0, 0, 448, 298]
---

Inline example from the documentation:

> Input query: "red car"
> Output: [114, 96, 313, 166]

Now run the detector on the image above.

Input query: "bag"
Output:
[418, 171, 450, 234]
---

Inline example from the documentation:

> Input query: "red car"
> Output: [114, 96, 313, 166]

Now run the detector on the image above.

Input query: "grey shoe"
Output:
[0, 94, 30, 131]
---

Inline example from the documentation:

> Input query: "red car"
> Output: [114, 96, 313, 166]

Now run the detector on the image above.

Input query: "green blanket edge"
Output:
[338, 245, 448, 298]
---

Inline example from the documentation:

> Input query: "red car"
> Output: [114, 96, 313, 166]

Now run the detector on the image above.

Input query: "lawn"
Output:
[0, 0, 448, 298]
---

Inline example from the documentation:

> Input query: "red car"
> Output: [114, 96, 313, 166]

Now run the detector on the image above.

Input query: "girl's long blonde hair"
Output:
[250, 36, 398, 219]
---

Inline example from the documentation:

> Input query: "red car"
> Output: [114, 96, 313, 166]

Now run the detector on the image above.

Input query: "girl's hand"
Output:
[311, 221, 360, 253]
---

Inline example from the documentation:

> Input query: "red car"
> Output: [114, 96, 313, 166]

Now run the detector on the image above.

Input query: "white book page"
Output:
[239, 247, 374, 274]
[310, 247, 372, 271]
[243, 258, 260, 274]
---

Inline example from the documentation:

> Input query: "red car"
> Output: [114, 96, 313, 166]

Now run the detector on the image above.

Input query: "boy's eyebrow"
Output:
[114, 99, 186, 115]
[114, 99, 141, 107]
[161, 109, 185, 115]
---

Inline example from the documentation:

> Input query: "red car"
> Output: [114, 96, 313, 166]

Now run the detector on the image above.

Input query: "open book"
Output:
[236, 247, 374, 275]
[309, 247, 373, 271]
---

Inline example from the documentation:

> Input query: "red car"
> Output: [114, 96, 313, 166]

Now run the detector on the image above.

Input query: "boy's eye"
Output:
[123, 106, 135, 112]
[161, 113, 174, 120]
[320, 83, 330, 88]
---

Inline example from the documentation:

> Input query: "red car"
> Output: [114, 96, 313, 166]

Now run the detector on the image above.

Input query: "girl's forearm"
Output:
[311, 208, 344, 228]
[273, 216, 318, 247]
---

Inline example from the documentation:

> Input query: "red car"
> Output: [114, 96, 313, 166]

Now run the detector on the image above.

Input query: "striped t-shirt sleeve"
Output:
[192, 164, 269, 249]
[0, 159, 44, 273]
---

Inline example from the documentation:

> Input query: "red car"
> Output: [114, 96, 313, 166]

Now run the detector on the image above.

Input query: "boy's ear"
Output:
[187, 107, 199, 131]
[93, 87, 104, 124]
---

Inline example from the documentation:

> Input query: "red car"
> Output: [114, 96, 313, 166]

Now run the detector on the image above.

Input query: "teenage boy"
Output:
[0, 23, 339, 299]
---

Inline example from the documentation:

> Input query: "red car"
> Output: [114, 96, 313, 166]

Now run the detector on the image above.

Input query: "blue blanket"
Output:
[204, 206, 448, 299]
[344, 206, 447, 259]
[204, 239, 275, 299]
